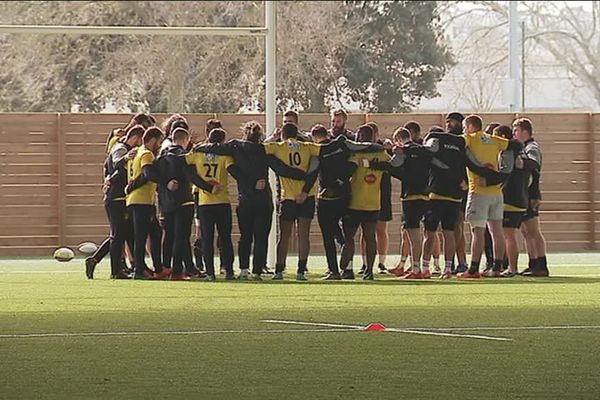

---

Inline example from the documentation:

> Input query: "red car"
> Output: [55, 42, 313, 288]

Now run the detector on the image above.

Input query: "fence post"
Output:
[589, 113, 597, 250]
[56, 113, 66, 246]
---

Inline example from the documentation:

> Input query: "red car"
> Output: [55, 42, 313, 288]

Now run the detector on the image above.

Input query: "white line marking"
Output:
[261, 320, 512, 342]
[0, 328, 353, 339]
[262, 319, 365, 330]
[0, 270, 78, 274]
[421, 325, 600, 332]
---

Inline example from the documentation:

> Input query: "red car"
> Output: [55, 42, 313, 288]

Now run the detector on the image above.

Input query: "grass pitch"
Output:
[1, 255, 599, 399]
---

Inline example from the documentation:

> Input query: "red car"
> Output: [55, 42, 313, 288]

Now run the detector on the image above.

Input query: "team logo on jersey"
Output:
[288, 142, 300, 151]
[364, 173, 377, 184]
[205, 153, 217, 162]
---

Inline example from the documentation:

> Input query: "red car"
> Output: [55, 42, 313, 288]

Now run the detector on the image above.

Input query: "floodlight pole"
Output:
[265, 0, 278, 270]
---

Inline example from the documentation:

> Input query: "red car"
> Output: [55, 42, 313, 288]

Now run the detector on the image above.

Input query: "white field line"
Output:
[0, 328, 353, 339]
[261, 320, 512, 342]
[0, 270, 78, 274]
[420, 325, 600, 332]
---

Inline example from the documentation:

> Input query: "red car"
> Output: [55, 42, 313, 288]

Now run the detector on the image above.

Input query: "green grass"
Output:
[1, 255, 599, 399]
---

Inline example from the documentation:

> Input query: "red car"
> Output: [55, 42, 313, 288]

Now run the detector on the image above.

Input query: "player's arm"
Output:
[226, 164, 258, 192]
[192, 141, 235, 156]
[464, 148, 511, 186]
[300, 156, 321, 194]
[110, 146, 136, 170]
[343, 139, 384, 154]
[267, 155, 308, 180]
[521, 144, 541, 172]
[181, 153, 216, 193]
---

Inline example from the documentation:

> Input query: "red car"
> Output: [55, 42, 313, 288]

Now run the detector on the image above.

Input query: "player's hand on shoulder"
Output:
[255, 179, 266, 191]
[167, 180, 179, 192]
[515, 156, 524, 169]
[295, 192, 308, 204]
[383, 139, 394, 150]
[126, 148, 137, 160]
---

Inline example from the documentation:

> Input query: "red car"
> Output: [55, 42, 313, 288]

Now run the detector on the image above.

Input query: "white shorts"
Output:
[466, 192, 504, 228]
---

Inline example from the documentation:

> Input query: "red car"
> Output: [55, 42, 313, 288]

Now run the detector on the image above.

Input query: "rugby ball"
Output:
[53, 247, 75, 262]
[77, 242, 98, 255]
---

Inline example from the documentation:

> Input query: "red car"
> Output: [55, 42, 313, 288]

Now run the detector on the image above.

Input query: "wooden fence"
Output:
[0, 112, 598, 257]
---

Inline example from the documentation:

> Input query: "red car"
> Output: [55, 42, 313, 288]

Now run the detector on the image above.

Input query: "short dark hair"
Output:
[205, 118, 223, 135]
[484, 122, 501, 135]
[464, 115, 483, 131]
[429, 125, 444, 133]
[356, 124, 374, 142]
[446, 112, 464, 123]
[513, 117, 533, 136]
[172, 127, 190, 142]
[403, 121, 421, 137]
[393, 127, 411, 142]
[243, 121, 263, 143]
[281, 122, 298, 139]
[143, 127, 163, 144]
[310, 124, 328, 139]
[162, 114, 188, 138]
[332, 108, 348, 120]
[208, 128, 227, 144]
[365, 121, 379, 136]
[125, 124, 145, 141]
[493, 125, 513, 140]
[283, 110, 299, 124]
[125, 113, 154, 131]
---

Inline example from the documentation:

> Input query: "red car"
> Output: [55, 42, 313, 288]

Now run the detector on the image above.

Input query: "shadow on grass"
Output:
[182, 275, 600, 286]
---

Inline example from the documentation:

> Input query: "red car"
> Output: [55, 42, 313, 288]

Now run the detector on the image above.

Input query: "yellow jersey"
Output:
[126, 145, 157, 206]
[107, 136, 120, 153]
[185, 152, 234, 205]
[264, 139, 320, 200]
[348, 150, 391, 211]
[464, 131, 509, 196]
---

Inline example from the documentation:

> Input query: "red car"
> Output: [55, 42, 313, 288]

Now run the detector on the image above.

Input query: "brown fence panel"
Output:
[0, 112, 598, 257]
[0, 113, 59, 256]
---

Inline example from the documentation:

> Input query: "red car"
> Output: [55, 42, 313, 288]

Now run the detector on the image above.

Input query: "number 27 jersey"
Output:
[185, 152, 234, 205]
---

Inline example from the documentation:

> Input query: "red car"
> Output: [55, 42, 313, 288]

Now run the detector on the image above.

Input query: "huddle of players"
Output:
[85, 109, 548, 281]
[386, 113, 549, 280]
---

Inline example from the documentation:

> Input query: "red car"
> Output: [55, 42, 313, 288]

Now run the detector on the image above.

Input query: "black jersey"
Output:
[421, 131, 467, 201]
[523, 138, 542, 201]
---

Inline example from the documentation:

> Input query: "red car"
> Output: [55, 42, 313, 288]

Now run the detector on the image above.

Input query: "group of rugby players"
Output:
[85, 109, 549, 281]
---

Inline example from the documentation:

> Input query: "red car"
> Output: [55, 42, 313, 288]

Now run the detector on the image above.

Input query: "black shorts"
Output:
[344, 209, 379, 226]
[424, 200, 461, 232]
[402, 199, 428, 229]
[522, 203, 540, 222]
[279, 197, 315, 221]
[503, 211, 526, 228]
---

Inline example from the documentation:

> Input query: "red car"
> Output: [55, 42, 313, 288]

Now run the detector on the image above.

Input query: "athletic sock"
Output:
[420, 260, 429, 274]
[493, 259, 504, 272]
[468, 260, 480, 274]
[444, 260, 453, 274]
[275, 263, 285, 274]
[379, 254, 386, 266]
[399, 256, 408, 269]
[297, 259, 307, 274]
[433, 257, 440, 268]
[412, 261, 421, 274]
